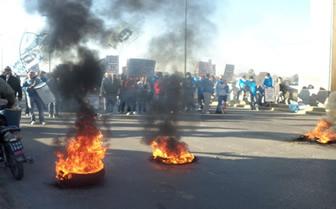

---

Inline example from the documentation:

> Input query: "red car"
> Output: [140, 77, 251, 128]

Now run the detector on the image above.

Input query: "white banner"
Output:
[223, 64, 235, 82]
[35, 83, 56, 105]
[265, 87, 275, 102]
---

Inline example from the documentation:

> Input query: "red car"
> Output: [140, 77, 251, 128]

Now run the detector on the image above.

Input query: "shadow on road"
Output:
[1, 140, 336, 209]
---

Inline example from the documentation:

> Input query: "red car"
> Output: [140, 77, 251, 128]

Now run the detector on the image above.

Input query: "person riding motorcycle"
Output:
[0, 77, 15, 109]
[0, 78, 16, 161]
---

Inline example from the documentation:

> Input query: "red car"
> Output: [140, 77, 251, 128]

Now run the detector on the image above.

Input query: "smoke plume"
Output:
[147, 1, 217, 71]
[23, 0, 115, 101]
[102, 0, 217, 72]
[26, 0, 217, 73]
[143, 74, 184, 144]
[52, 47, 103, 100]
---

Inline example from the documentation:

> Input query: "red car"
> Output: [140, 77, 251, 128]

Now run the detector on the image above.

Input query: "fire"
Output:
[305, 119, 336, 144]
[56, 115, 106, 180]
[151, 136, 195, 164]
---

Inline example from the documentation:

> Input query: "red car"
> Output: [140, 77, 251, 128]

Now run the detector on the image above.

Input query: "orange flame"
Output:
[305, 119, 336, 144]
[151, 136, 195, 164]
[56, 117, 106, 180]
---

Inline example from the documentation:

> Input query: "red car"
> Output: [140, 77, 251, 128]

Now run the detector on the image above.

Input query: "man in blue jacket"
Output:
[263, 73, 273, 88]
[247, 76, 257, 110]
[236, 75, 247, 101]
[200, 74, 213, 114]
[22, 71, 45, 125]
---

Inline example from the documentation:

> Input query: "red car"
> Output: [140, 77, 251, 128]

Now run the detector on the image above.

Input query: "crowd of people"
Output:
[99, 72, 228, 115]
[98, 71, 279, 114]
[0, 65, 289, 126]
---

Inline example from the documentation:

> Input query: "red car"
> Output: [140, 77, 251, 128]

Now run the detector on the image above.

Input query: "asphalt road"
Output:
[1, 109, 336, 209]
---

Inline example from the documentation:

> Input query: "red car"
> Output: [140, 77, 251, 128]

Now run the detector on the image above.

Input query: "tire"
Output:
[8, 155, 24, 180]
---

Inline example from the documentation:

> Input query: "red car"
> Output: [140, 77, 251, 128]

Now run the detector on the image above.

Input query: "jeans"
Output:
[250, 94, 257, 110]
[198, 93, 204, 110]
[216, 95, 227, 113]
[203, 92, 211, 113]
[48, 101, 60, 117]
[126, 97, 136, 112]
[184, 91, 195, 111]
[137, 100, 146, 113]
[103, 96, 117, 113]
[29, 96, 45, 123]
[236, 88, 246, 101]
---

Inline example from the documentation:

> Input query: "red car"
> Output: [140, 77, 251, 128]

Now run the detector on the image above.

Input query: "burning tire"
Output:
[150, 136, 196, 165]
[55, 106, 107, 187]
[56, 168, 105, 188]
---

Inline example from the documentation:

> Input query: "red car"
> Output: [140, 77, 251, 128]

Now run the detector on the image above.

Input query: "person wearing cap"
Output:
[0, 66, 22, 102]
[22, 71, 45, 125]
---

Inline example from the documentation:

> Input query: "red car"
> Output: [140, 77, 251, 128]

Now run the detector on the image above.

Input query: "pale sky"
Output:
[0, 0, 333, 89]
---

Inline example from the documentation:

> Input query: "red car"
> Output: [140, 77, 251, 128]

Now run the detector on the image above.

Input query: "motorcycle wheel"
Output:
[8, 154, 24, 180]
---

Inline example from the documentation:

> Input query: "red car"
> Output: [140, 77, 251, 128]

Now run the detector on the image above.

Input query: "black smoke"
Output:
[24, 0, 112, 163]
[143, 74, 184, 144]
[147, 1, 217, 71]
[52, 47, 103, 100]
[23, 0, 113, 102]
[101, 0, 217, 72]
[26, 0, 217, 73]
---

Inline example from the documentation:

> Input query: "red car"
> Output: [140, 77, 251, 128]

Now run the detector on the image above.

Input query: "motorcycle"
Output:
[0, 108, 31, 180]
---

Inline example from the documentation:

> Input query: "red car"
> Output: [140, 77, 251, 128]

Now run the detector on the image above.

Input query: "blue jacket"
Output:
[256, 86, 264, 95]
[247, 80, 257, 96]
[199, 78, 213, 94]
[215, 81, 229, 96]
[22, 77, 43, 98]
[238, 78, 247, 89]
[263, 76, 273, 88]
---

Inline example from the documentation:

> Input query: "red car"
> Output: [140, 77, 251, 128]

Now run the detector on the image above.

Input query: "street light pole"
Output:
[331, 0, 336, 91]
[184, 0, 189, 76]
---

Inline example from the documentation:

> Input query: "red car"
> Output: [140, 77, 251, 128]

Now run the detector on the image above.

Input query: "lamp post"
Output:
[184, 0, 189, 76]
[331, 0, 336, 91]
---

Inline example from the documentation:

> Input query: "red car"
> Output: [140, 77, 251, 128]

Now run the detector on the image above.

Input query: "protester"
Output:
[118, 74, 127, 113]
[153, 72, 162, 101]
[236, 75, 247, 101]
[100, 73, 120, 113]
[200, 74, 213, 114]
[256, 85, 264, 107]
[196, 76, 204, 111]
[247, 76, 257, 110]
[136, 76, 149, 114]
[263, 73, 273, 88]
[215, 77, 229, 114]
[298, 86, 310, 105]
[183, 72, 196, 112]
[125, 76, 137, 115]
[0, 66, 22, 102]
[22, 71, 45, 125]
[46, 73, 61, 118]
[0, 77, 15, 109]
